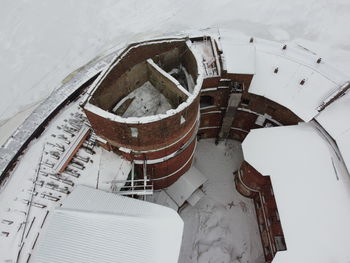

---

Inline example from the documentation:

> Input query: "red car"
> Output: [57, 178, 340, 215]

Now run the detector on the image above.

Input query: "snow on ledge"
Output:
[242, 124, 350, 263]
[85, 39, 204, 124]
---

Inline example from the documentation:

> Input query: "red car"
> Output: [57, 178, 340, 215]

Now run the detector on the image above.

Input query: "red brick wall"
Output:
[111, 119, 198, 161]
[197, 127, 220, 139]
[134, 137, 196, 189]
[90, 40, 187, 108]
[235, 162, 287, 262]
[240, 92, 301, 125]
[84, 96, 199, 151]
[201, 88, 231, 108]
[200, 112, 223, 127]
[223, 73, 253, 90]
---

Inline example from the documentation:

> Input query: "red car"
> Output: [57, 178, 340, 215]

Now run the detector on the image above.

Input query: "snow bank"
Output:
[2, 0, 350, 137]
[179, 139, 264, 263]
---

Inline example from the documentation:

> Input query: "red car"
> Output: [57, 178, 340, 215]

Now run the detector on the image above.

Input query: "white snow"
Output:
[0, 95, 130, 262]
[243, 124, 350, 263]
[315, 90, 350, 172]
[165, 166, 207, 207]
[4, 0, 350, 144]
[178, 139, 264, 263]
[97, 149, 131, 192]
[220, 33, 256, 74]
[31, 185, 184, 263]
[191, 40, 218, 76]
[121, 81, 172, 117]
[219, 32, 349, 122]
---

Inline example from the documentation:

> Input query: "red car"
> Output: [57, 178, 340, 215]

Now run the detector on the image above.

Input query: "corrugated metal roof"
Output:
[31, 185, 184, 263]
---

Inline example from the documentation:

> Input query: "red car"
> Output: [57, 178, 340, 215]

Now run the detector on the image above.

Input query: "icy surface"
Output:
[121, 81, 172, 117]
[178, 139, 264, 263]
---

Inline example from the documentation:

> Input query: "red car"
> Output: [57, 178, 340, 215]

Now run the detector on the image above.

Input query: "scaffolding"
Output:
[111, 160, 153, 197]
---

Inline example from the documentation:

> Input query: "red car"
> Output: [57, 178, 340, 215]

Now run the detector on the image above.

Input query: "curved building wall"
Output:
[89, 40, 191, 110]
[84, 38, 202, 189]
[198, 79, 302, 141]
[85, 97, 199, 151]
[235, 162, 286, 262]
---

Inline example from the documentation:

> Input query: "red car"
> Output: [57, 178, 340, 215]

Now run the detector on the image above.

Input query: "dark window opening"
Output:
[275, 236, 287, 251]
[200, 95, 214, 108]
[241, 98, 250, 106]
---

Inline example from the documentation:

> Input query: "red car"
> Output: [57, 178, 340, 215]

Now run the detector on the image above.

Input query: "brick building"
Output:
[81, 33, 350, 262]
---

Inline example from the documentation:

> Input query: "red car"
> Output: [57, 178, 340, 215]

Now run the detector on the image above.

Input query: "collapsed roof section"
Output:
[84, 38, 202, 123]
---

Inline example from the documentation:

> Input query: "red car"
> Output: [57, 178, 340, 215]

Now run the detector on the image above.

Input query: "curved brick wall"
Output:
[84, 38, 201, 189]
[139, 137, 197, 189]
[85, 96, 199, 151]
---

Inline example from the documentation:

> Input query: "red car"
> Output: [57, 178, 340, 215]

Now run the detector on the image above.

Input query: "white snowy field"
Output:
[179, 139, 264, 263]
[1, 0, 350, 144]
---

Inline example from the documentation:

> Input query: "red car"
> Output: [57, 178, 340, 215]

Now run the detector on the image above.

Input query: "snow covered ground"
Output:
[118, 81, 173, 117]
[0, 94, 130, 262]
[179, 139, 264, 263]
[1, 0, 350, 144]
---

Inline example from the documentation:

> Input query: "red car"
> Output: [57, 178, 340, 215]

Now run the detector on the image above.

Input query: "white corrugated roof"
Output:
[31, 185, 184, 263]
[242, 124, 350, 263]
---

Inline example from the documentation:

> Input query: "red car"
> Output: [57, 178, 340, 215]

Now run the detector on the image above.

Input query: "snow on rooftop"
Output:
[120, 81, 173, 118]
[165, 166, 207, 207]
[31, 185, 184, 263]
[250, 46, 342, 121]
[242, 124, 350, 263]
[219, 35, 255, 74]
[316, 90, 350, 172]
[219, 30, 349, 122]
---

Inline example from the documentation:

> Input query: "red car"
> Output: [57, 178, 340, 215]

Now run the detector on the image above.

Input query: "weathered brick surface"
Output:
[90, 40, 187, 109]
[223, 73, 253, 90]
[235, 162, 286, 262]
[84, 96, 199, 151]
[201, 88, 231, 108]
[197, 127, 220, 139]
[133, 138, 196, 189]
[145, 138, 196, 178]
[240, 92, 301, 125]
[111, 120, 198, 161]
[200, 112, 223, 127]
[228, 129, 248, 142]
